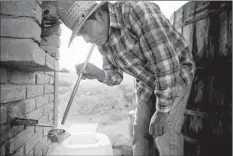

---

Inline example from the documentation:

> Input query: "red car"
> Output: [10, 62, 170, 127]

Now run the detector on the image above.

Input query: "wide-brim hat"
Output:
[55, 1, 107, 47]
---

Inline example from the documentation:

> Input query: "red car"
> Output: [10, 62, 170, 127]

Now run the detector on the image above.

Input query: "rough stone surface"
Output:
[44, 85, 54, 94]
[36, 95, 49, 108]
[25, 131, 43, 155]
[43, 103, 53, 114]
[0, 17, 41, 42]
[0, 38, 45, 66]
[0, 105, 7, 124]
[49, 77, 54, 85]
[0, 145, 5, 156]
[0, 1, 42, 24]
[41, 34, 61, 47]
[8, 127, 34, 154]
[9, 71, 36, 84]
[38, 114, 49, 123]
[34, 140, 44, 156]
[49, 94, 54, 102]
[36, 73, 50, 84]
[27, 85, 43, 98]
[25, 107, 44, 120]
[45, 53, 55, 70]
[49, 111, 54, 120]
[41, 46, 60, 60]
[12, 146, 24, 156]
[24, 98, 36, 113]
[45, 72, 54, 77]
[54, 60, 59, 71]
[0, 68, 8, 83]
[0, 84, 26, 103]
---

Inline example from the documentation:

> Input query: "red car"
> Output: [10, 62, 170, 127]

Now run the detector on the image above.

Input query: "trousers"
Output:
[132, 83, 191, 156]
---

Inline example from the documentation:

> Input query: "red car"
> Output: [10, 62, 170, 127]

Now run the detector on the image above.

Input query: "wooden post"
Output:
[53, 69, 58, 127]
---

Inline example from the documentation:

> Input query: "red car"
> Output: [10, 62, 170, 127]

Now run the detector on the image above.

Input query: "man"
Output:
[54, 1, 195, 156]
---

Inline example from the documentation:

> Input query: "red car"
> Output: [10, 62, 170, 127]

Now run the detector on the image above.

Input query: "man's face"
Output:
[77, 10, 109, 46]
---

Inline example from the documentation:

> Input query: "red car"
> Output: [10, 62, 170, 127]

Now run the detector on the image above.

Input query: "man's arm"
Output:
[98, 47, 124, 86]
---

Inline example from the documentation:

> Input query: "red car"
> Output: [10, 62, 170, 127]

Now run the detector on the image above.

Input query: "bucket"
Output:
[47, 133, 113, 156]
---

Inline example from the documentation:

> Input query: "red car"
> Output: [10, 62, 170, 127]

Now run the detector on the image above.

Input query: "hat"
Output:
[55, 1, 107, 47]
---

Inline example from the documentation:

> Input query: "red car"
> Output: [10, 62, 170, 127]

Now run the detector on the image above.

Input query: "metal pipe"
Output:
[35, 123, 54, 128]
[61, 44, 95, 125]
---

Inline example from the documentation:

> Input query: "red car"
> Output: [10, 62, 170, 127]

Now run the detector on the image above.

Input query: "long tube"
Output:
[61, 44, 95, 125]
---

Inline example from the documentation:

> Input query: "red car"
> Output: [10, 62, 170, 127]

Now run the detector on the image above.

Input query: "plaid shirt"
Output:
[98, 1, 195, 113]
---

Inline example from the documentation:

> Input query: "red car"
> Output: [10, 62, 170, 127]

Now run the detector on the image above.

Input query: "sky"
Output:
[58, 1, 188, 72]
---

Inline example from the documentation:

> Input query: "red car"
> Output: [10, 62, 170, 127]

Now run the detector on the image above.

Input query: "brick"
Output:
[36, 150, 43, 156]
[42, 141, 50, 156]
[27, 85, 43, 98]
[38, 114, 49, 123]
[7, 101, 26, 122]
[45, 53, 55, 70]
[0, 68, 8, 83]
[0, 125, 9, 144]
[41, 46, 60, 60]
[36, 74, 50, 84]
[34, 140, 44, 156]
[8, 125, 24, 139]
[54, 60, 59, 71]
[0, 145, 5, 156]
[41, 34, 61, 47]
[45, 72, 54, 77]
[34, 126, 43, 134]
[9, 71, 36, 84]
[12, 146, 24, 156]
[36, 95, 49, 108]
[8, 126, 34, 154]
[48, 111, 53, 121]
[0, 38, 45, 66]
[49, 94, 54, 102]
[0, 1, 42, 24]
[25, 131, 43, 155]
[0, 84, 25, 103]
[24, 98, 36, 113]
[43, 103, 53, 115]
[44, 85, 54, 94]
[0, 125, 24, 145]
[0, 105, 7, 124]
[0, 17, 41, 42]
[25, 107, 43, 120]
[26, 148, 34, 156]
[41, 2, 59, 18]
[49, 77, 54, 85]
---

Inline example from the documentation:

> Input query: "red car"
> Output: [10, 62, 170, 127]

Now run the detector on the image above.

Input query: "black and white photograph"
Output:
[0, 1, 232, 156]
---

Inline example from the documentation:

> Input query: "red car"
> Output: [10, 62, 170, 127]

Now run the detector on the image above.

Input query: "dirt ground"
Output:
[57, 72, 135, 156]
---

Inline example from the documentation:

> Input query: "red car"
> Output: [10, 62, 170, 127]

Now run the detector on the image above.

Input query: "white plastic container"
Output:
[47, 133, 113, 156]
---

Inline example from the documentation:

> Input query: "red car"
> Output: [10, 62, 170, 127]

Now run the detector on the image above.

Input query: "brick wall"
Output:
[0, 70, 54, 156]
[0, 1, 60, 156]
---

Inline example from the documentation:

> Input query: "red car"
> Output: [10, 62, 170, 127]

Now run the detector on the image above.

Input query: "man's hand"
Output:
[149, 111, 169, 138]
[75, 63, 105, 81]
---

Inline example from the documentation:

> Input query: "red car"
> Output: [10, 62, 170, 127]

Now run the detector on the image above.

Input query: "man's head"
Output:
[77, 3, 110, 46]
[56, 1, 109, 47]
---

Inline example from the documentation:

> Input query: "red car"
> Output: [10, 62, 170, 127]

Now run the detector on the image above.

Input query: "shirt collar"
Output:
[108, 2, 123, 34]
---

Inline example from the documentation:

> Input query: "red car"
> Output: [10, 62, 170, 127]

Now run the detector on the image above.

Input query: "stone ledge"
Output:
[0, 16, 41, 43]
[0, 37, 59, 72]
[0, 1, 42, 24]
